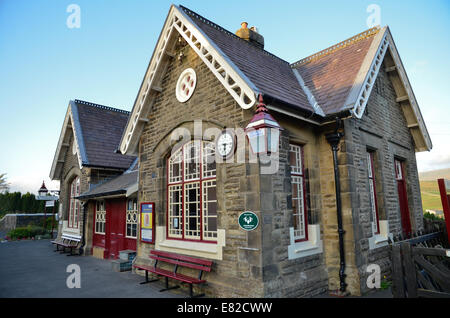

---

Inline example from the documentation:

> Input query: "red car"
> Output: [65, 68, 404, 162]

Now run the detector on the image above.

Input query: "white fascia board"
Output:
[119, 5, 259, 155]
[344, 27, 389, 118]
[119, 6, 178, 156]
[345, 26, 431, 151]
[49, 101, 86, 180]
[266, 105, 321, 126]
[292, 68, 325, 117]
[69, 101, 87, 168]
[49, 105, 71, 180]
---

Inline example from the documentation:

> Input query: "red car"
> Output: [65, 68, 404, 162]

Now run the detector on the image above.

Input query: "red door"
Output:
[105, 199, 127, 259]
[395, 159, 412, 237]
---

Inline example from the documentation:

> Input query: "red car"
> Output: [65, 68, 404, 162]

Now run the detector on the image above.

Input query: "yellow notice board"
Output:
[140, 202, 154, 244]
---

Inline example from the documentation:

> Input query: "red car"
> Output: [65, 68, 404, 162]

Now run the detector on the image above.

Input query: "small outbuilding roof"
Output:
[50, 100, 136, 180]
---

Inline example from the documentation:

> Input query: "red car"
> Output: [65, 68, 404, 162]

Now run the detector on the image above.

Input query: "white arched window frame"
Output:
[126, 198, 138, 239]
[68, 177, 81, 229]
[289, 144, 308, 242]
[167, 140, 217, 242]
[95, 200, 106, 235]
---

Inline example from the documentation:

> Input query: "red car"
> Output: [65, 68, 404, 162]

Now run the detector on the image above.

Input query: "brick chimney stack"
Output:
[235, 22, 264, 49]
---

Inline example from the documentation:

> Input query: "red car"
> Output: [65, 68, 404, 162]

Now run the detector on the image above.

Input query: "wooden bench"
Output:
[51, 234, 81, 256]
[134, 250, 213, 298]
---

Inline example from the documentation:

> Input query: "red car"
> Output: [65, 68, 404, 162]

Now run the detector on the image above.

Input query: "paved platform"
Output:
[0, 239, 183, 298]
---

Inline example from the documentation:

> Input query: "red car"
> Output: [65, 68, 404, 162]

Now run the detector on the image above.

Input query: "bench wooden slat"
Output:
[133, 265, 206, 285]
[151, 250, 212, 267]
[150, 267, 205, 284]
[135, 250, 212, 297]
[150, 255, 212, 272]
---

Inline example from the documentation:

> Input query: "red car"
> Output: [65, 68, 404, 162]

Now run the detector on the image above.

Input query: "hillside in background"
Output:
[419, 168, 450, 212]
[419, 168, 450, 181]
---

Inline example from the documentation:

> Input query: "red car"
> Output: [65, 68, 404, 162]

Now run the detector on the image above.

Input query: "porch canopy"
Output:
[76, 170, 138, 201]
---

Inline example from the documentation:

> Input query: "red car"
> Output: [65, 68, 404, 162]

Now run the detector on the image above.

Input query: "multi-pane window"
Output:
[68, 177, 80, 229]
[289, 144, 308, 242]
[95, 200, 106, 234]
[367, 151, 380, 235]
[126, 198, 138, 238]
[167, 140, 217, 241]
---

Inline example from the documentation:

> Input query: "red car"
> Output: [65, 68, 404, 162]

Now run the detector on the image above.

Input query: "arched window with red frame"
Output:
[68, 177, 81, 229]
[167, 140, 217, 242]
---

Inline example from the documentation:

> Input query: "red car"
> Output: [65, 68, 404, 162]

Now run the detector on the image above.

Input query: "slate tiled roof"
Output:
[72, 100, 136, 169]
[180, 6, 314, 114]
[76, 170, 138, 200]
[180, 6, 382, 117]
[292, 28, 379, 115]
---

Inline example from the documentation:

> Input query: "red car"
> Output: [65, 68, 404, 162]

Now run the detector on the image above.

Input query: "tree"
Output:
[0, 173, 9, 193]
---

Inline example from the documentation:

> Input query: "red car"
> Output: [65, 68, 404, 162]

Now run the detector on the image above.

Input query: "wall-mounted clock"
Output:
[216, 130, 236, 159]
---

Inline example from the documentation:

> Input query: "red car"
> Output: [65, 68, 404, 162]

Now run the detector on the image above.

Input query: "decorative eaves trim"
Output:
[49, 102, 84, 180]
[344, 26, 431, 152]
[119, 5, 258, 155]
[345, 27, 389, 118]
[69, 101, 88, 167]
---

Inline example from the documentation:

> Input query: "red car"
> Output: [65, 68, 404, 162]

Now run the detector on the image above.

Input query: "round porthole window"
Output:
[176, 68, 197, 103]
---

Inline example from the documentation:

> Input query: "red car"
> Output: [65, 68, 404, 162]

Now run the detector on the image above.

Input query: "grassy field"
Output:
[418, 168, 450, 212]
[420, 180, 443, 211]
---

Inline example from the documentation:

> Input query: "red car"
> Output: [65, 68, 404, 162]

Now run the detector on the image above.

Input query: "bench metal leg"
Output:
[159, 276, 179, 292]
[139, 271, 158, 285]
[189, 284, 205, 298]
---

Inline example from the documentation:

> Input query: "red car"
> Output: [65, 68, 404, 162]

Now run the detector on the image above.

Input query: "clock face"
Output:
[217, 132, 235, 158]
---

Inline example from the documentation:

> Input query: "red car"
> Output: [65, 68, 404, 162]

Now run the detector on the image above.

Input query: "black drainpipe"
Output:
[79, 202, 88, 256]
[325, 118, 347, 294]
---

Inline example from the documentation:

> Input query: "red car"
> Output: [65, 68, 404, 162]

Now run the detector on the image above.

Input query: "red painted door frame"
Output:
[437, 179, 450, 244]
[395, 159, 412, 237]
[102, 198, 137, 259]
[104, 199, 127, 259]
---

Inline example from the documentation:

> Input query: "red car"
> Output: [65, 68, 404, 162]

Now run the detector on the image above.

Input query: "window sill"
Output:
[155, 226, 226, 260]
[62, 221, 81, 236]
[288, 224, 323, 260]
[369, 220, 393, 250]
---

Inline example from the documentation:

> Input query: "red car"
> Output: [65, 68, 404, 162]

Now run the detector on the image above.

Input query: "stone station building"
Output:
[51, 5, 432, 298]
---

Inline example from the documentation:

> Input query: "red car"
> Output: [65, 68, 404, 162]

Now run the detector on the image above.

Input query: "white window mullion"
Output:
[289, 144, 307, 241]
[202, 179, 217, 241]
[184, 182, 200, 240]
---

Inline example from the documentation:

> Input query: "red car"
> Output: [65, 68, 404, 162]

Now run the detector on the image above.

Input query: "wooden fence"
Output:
[391, 234, 450, 298]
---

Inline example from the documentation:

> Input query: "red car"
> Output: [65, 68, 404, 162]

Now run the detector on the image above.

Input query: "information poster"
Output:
[140, 202, 155, 244]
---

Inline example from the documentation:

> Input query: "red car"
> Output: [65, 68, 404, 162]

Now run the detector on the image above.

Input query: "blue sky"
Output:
[0, 0, 449, 194]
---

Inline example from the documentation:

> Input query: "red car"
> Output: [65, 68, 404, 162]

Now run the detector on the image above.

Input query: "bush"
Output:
[423, 211, 442, 221]
[7, 225, 46, 240]
[39, 217, 55, 231]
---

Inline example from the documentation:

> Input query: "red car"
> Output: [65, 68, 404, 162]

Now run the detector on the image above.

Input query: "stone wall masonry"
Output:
[260, 123, 329, 297]
[136, 41, 264, 297]
[344, 62, 424, 294]
[58, 133, 88, 239]
[318, 128, 361, 296]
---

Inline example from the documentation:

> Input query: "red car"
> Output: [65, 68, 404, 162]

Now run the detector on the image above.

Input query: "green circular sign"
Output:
[238, 211, 259, 231]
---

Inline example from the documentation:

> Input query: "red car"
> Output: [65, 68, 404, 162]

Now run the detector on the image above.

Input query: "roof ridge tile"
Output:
[291, 26, 381, 68]
[74, 99, 130, 115]
[179, 5, 291, 65]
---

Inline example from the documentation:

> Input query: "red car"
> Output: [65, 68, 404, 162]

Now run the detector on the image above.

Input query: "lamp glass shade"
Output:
[38, 190, 47, 197]
[247, 128, 267, 154]
[267, 128, 280, 153]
